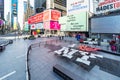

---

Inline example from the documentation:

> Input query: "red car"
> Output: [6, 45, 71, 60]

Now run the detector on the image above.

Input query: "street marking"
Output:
[0, 71, 16, 80]
[16, 54, 26, 59]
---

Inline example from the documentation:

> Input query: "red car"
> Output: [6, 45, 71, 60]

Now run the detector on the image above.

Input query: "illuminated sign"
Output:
[50, 21, 60, 30]
[67, 0, 89, 14]
[51, 10, 61, 21]
[43, 10, 51, 21]
[43, 9, 61, 21]
[95, 0, 120, 14]
[28, 12, 43, 24]
[67, 12, 88, 31]
[44, 21, 60, 30]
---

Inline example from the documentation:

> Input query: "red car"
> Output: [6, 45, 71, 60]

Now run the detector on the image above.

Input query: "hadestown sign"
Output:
[95, 0, 120, 14]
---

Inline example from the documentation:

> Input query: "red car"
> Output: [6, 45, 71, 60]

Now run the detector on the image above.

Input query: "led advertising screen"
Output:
[51, 10, 61, 21]
[91, 15, 120, 33]
[67, 12, 88, 31]
[28, 12, 43, 24]
[67, 0, 89, 14]
[43, 10, 51, 21]
[43, 9, 61, 21]
[50, 21, 60, 30]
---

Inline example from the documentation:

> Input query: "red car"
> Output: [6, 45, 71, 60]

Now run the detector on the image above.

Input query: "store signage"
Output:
[67, 0, 89, 14]
[95, 0, 120, 14]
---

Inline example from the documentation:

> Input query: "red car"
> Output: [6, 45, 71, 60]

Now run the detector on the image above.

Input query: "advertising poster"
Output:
[67, 0, 89, 14]
[50, 21, 60, 30]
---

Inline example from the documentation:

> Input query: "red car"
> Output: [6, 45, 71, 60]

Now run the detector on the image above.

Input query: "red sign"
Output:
[79, 45, 100, 52]
[51, 10, 61, 21]
[28, 12, 43, 24]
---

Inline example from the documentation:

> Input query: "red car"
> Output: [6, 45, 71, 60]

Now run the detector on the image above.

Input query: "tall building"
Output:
[25, 0, 34, 22]
[24, 1, 27, 13]
[34, 0, 46, 13]
[46, 0, 67, 16]
[0, 0, 4, 19]
[11, 0, 18, 30]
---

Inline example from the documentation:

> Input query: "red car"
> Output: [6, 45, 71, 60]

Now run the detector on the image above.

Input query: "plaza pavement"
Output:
[28, 37, 120, 80]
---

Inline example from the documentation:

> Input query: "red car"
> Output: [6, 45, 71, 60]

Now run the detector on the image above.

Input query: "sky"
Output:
[4, 0, 34, 30]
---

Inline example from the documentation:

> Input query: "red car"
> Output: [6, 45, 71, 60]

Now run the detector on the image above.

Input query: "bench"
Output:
[53, 64, 84, 80]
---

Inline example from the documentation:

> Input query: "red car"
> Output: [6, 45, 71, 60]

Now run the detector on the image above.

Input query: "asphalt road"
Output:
[0, 39, 30, 80]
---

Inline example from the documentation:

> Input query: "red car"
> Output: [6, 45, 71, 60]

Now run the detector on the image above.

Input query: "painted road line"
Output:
[0, 71, 16, 80]
[16, 54, 26, 59]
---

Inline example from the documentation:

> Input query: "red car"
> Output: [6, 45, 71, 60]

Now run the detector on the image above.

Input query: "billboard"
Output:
[13, 17, 17, 30]
[43, 9, 61, 21]
[67, 0, 89, 14]
[50, 21, 60, 30]
[43, 10, 51, 21]
[59, 16, 67, 31]
[59, 12, 88, 31]
[28, 12, 43, 24]
[95, 0, 120, 14]
[44, 21, 60, 30]
[51, 10, 61, 21]
[91, 15, 120, 33]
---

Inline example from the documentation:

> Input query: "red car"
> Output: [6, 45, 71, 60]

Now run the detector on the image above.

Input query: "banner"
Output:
[95, 0, 120, 14]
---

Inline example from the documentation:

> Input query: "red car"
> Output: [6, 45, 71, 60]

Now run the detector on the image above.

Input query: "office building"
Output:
[0, 0, 4, 19]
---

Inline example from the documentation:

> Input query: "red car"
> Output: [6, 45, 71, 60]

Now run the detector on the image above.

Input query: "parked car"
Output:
[0, 44, 5, 52]
[9, 40, 13, 44]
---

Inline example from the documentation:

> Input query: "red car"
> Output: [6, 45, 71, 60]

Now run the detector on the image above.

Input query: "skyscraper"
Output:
[24, 1, 27, 13]
[11, 0, 18, 30]
[0, 0, 4, 19]
[34, 0, 46, 13]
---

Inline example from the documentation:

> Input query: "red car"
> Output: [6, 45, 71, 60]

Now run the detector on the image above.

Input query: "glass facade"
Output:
[34, 0, 46, 11]
[0, 0, 4, 19]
